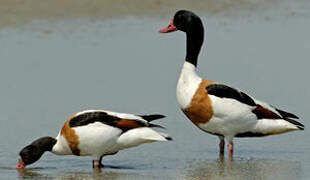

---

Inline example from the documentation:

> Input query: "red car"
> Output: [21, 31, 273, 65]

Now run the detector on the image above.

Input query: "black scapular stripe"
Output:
[69, 111, 121, 128]
[206, 84, 256, 106]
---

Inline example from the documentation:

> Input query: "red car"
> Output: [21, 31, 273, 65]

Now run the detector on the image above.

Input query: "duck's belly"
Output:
[183, 93, 258, 138]
[74, 123, 122, 157]
[197, 116, 254, 137]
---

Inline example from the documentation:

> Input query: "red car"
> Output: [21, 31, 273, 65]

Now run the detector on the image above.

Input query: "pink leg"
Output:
[93, 160, 100, 168]
[219, 139, 225, 155]
[228, 141, 234, 161]
[93, 157, 104, 168]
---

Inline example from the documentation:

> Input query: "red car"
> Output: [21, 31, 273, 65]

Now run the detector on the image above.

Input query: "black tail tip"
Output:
[165, 136, 173, 141]
[298, 126, 305, 130]
[286, 118, 304, 130]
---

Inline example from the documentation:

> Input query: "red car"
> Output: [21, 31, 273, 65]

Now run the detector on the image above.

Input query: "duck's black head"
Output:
[16, 136, 56, 168]
[159, 10, 203, 34]
[174, 10, 204, 34]
[159, 10, 204, 66]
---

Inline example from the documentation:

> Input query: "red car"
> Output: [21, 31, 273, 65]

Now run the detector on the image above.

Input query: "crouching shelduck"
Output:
[159, 10, 304, 160]
[16, 110, 171, 168]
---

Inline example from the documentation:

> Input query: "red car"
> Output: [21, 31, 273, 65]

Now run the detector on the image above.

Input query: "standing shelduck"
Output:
[16, 110, 171, 168]
[159, 10, 304, 160]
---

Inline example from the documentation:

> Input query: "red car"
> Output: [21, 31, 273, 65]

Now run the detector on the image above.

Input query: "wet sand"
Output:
[0, 0, 279, 29]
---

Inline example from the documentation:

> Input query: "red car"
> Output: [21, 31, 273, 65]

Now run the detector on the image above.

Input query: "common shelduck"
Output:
[159, 10, 304, 160]
[16, 110, 171, 168]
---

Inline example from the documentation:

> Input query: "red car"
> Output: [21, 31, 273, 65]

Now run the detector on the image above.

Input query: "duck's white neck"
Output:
[180, 61, 198, 75]
[51, 133, 73, 155]
[176, 61, 202, 109]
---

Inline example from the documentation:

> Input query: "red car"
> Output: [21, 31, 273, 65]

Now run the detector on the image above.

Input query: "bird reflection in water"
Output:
[16, 165, 140, 180]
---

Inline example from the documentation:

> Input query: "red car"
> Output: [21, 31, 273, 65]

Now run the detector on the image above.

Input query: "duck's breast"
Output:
[176, 62, 203, 109]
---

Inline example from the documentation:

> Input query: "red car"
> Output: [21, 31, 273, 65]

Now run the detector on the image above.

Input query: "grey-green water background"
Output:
[0, 0, 309, 179]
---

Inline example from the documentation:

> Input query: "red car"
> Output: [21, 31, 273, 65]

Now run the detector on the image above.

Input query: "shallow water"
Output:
[0, 0, 310, 179]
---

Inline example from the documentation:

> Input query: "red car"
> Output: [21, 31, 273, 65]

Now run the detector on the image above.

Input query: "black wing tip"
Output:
[286, 113, 299, 119]
[288, 112, 299, 119]
[276, 108, 299, 119]
[149, 123, 166, 129]
[140, 114, 166, 121]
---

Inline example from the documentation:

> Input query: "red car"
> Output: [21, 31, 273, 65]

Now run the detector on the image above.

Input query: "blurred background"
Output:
[1, 0, 309, 28]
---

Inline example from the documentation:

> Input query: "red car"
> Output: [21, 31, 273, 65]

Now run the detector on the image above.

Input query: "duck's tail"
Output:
[251, 118, 304, 136]
[284, 118, 304, 130]
[117, 127, 172, 149]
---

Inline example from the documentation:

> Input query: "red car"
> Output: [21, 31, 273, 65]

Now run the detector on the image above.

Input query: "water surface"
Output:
[0, 1, 309, 179]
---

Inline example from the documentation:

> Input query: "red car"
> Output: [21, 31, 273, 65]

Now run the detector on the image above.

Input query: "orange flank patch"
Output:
[61, 114, 80, 155]
[183, 79, 215, 125]
[116, 119, 144, 131]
